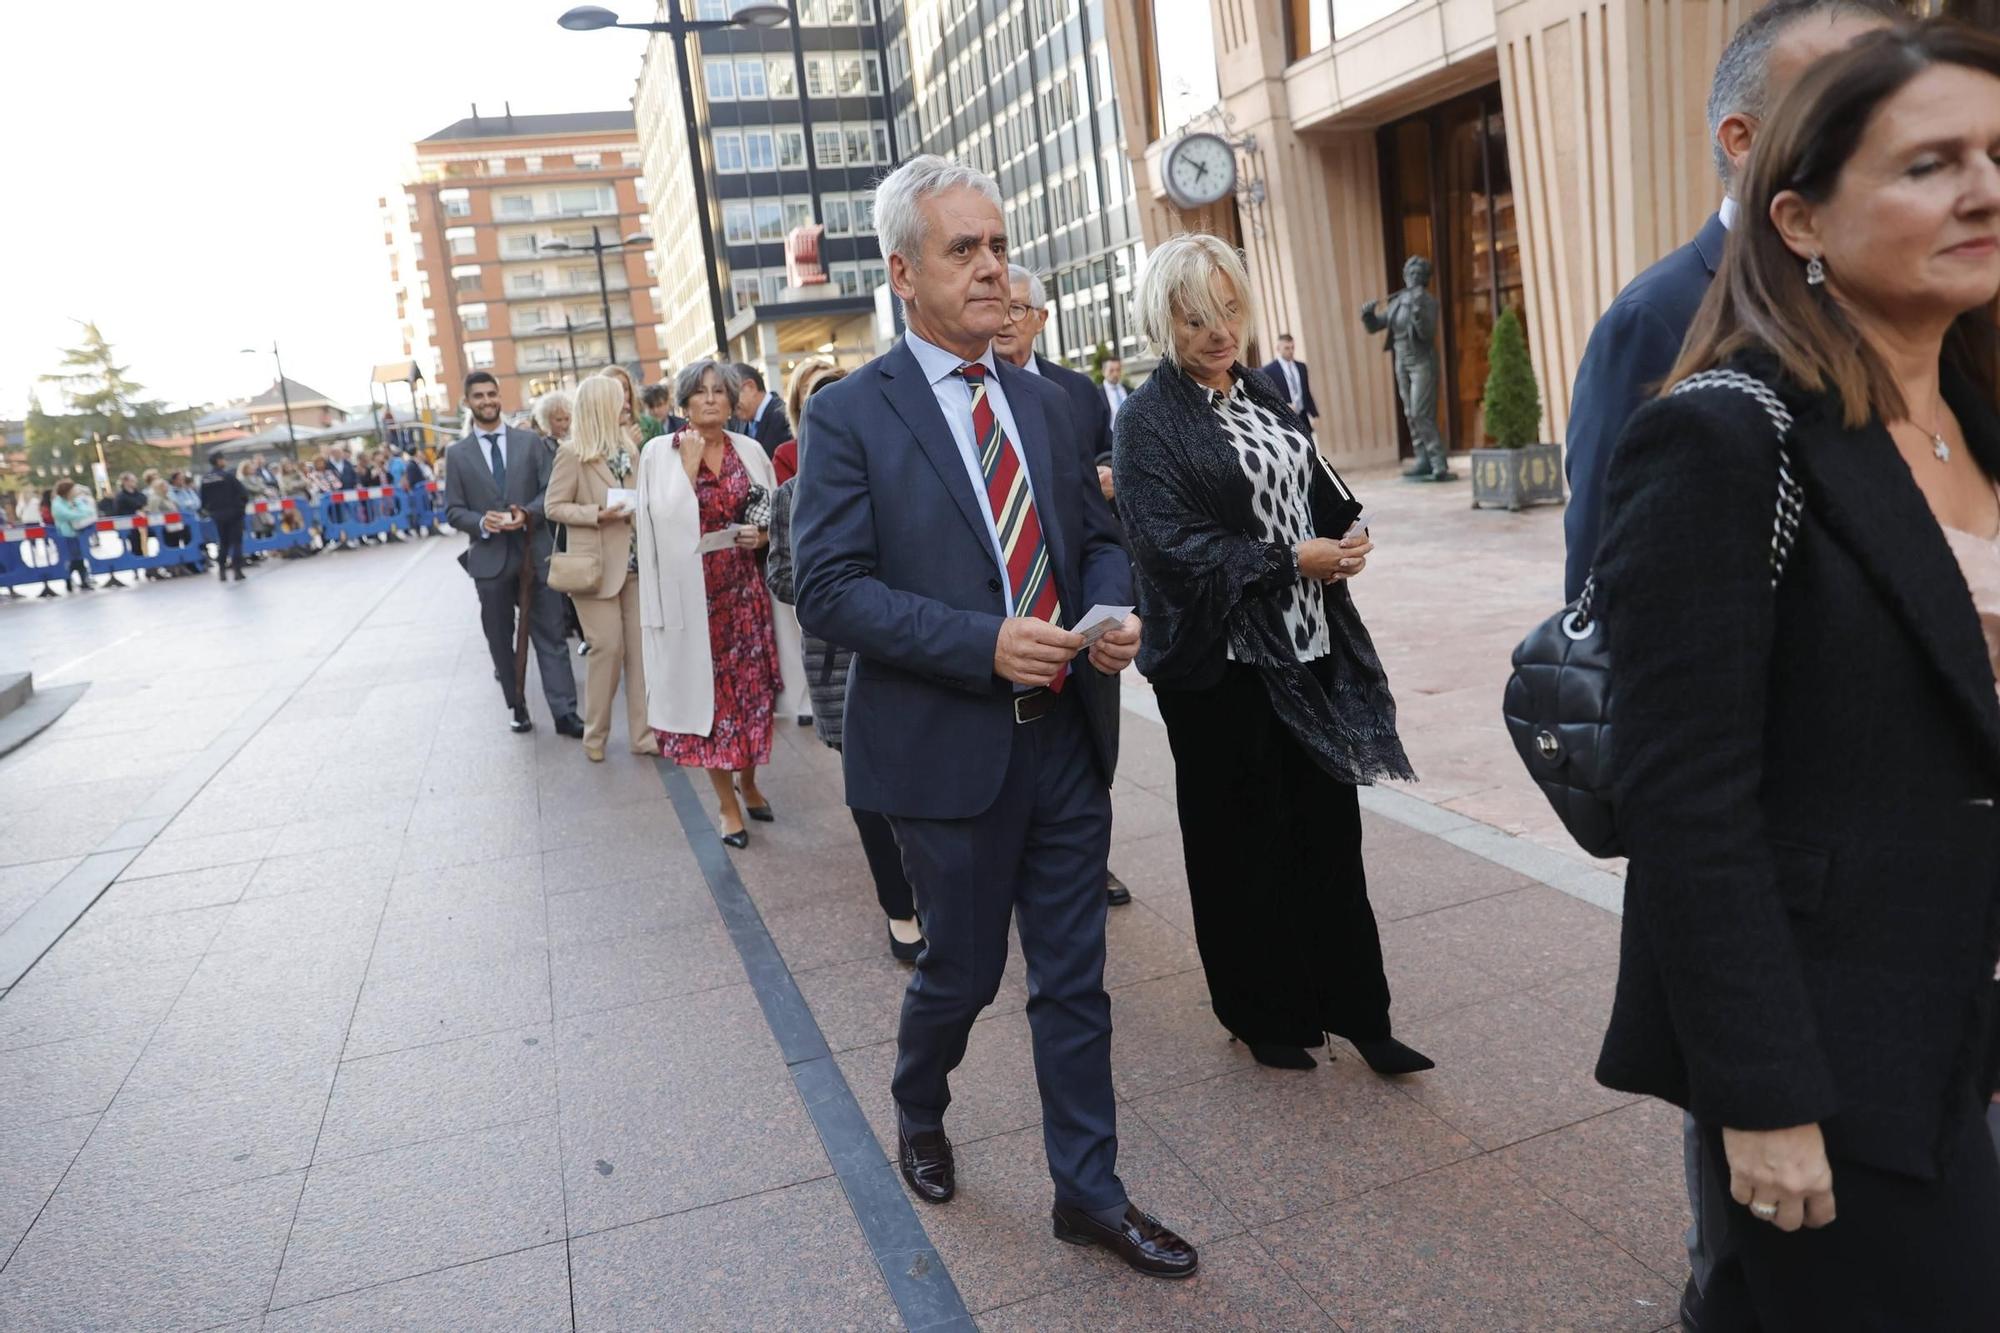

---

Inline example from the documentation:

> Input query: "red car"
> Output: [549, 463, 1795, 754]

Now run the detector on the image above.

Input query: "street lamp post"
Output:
[239, 342, 300, 460]
[540, 225, 652, 370]
[563, 315, 581, 386]
[557, 3, 796, 359]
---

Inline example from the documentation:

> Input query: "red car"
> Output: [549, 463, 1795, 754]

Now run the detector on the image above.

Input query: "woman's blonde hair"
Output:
[566, 376, 627, 463]
[596, 364, 637, 415]
[785, 356, 838, 426]
[1136, 233, 1256, 366]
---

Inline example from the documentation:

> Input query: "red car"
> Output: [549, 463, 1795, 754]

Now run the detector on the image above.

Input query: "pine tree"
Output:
[34, 323, 188, 479]
[1481, 306, 1542, 449]
[1089, 341, 1110, 386]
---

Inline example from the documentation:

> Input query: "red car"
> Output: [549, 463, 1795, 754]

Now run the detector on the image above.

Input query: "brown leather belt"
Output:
[1013, 688, 1057, 724]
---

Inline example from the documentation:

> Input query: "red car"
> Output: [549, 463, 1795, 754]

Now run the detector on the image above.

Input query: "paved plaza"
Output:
[0, 472, 1686, 1331]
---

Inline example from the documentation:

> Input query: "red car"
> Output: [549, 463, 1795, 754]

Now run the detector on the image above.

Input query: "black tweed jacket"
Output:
[1593, 354, 2000, 1180]
[1111, 359, 1412, 785]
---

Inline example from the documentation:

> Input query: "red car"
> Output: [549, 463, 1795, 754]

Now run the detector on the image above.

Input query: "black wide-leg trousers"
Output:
[1155, 660, 1393, 1048]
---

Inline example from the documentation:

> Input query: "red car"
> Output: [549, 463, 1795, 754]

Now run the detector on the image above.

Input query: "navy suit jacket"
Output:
[1033, 354, 1114, 469]
[792, 337, 1133, 820]
[1258, 358, 1318, 422]
[1563, 212, 1728, 601]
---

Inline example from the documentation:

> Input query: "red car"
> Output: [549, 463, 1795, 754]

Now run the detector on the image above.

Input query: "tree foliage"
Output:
[26, 323, 190, 485]
[1089, 341, 1111, 386]
[1480, 307, 1542, 449]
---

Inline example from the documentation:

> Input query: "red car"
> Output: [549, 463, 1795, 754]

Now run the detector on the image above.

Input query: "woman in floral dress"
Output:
[636, 359, 787, 848]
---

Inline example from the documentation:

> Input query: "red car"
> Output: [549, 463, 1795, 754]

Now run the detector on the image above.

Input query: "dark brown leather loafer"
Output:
[897, 1125, 955, 1203]
[1051, 1203, 1198, 1278]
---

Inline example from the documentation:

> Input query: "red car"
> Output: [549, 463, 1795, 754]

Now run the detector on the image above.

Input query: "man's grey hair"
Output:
[873, 154, 1003, 265]
[1706, 0, 1903, 188]
[673, 358, 741, 409]
[1007, 264, 1048, 310]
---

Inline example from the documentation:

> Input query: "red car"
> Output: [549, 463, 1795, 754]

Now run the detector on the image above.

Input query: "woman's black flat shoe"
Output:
[887, 922, 924, 963]
[746, 804, 775, 823]
[720, 828, 750, 849]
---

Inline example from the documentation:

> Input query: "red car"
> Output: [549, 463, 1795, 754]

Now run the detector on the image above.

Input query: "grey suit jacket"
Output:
[444, 424, 557, 581]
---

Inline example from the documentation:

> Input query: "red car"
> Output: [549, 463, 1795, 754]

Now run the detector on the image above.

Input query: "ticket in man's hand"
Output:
[1072, 604, 1136, 648]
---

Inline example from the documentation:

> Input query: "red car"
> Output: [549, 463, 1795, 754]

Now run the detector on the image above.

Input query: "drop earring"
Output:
[1805, 255, 1826, 286]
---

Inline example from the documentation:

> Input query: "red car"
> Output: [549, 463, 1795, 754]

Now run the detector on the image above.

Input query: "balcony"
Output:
[513, 315, 636, 340]
[500, 280, 633, 302]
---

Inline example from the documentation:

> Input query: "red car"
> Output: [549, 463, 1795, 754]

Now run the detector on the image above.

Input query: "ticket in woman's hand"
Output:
[1072, 605, 1136, 647]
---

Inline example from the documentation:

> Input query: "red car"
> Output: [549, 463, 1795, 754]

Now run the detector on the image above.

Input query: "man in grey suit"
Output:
[444, 371, 582, 737]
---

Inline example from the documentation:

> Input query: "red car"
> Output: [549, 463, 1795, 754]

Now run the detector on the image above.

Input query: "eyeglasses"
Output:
[1005, 302, 1042, 322]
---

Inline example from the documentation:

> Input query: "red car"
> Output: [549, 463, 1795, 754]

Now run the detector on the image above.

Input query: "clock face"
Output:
[1164, 132, 1237, 209]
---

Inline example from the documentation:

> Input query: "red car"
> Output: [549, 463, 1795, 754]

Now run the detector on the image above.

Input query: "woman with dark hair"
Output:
[1113, 233, 1431, 1077]
[1594, 22, 2000, 1322]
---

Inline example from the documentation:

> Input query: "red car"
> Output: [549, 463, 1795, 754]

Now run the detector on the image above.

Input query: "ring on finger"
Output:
[1749, 1201, 1779, 1220]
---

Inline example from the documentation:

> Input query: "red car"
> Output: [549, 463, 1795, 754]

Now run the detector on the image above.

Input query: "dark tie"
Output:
[956, 364, 1065, 691]
[483, 432, 504, 480]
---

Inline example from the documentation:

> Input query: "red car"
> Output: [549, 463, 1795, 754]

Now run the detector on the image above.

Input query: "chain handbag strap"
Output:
[1570, 370, 1803, 634]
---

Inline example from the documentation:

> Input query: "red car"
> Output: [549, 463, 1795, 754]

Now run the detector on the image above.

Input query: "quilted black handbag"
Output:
[1502, 370, 1804, 858]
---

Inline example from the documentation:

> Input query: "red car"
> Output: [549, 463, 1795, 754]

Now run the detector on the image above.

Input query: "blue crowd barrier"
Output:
[240, 499, 316, 556]
[0, 524, 70, 589]
[80, 513, 208, 578]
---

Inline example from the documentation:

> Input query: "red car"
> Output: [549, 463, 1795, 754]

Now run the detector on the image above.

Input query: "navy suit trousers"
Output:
[888, 691, 1124, 1212]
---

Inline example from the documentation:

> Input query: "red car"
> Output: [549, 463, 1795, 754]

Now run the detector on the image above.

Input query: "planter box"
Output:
[1470, 443, 1566, 511]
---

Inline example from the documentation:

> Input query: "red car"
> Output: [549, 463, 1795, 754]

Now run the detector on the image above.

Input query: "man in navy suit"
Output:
[993, 262, 1133, 908]
[1258, 334, 1318, 438]
[1558, 6, 1899, 1325]
[793, 156, 1195, 1278]
[1562, 0, 1897, 603]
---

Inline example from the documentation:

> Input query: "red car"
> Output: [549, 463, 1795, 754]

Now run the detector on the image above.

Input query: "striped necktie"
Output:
[957, 363, 1065, 691]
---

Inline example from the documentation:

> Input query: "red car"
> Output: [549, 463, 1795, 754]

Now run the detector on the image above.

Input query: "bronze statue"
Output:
[1362, 256, 1454, 481]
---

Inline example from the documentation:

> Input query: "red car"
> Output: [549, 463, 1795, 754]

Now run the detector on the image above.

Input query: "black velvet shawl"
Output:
[1111, 359, 1413, 784]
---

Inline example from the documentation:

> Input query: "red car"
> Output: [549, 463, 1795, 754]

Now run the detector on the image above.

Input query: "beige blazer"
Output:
[635, 430, 800, 736]
[544, 447, 633, 600]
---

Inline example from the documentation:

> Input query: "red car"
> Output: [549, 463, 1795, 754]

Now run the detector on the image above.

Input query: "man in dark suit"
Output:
[730, 363, 792, 456]
[1258, 334, 1318, 438]
[443, 370, 582, 737]
[794, 156, 1195, 1278]
[1099, 357, 1129, 427]
[994, 262, 1131, 907]
[1558, 5, 1901, 1325]
[1562, 0, 1898, 603]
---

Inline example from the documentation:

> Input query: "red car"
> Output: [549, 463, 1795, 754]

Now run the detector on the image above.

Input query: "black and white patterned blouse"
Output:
[1205, 382, 1329, 662]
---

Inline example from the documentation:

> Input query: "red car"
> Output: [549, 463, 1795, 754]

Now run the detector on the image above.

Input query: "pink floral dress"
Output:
[657, 446, 781, 770]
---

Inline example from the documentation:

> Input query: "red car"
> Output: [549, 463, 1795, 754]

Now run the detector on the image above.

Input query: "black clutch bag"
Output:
[1308, 449, 1363, 538]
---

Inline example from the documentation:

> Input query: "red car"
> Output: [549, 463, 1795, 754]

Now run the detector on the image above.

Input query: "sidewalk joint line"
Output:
[655, 761, 976, 1333]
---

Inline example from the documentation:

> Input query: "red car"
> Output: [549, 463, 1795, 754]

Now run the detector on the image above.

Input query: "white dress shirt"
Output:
[1719, 195, 1739, 231]
[1278, 357, 1302, 412]
[904, 329, 1037, 607]
[1104, 382, 1127, 420]
[474, 426, 506, 538]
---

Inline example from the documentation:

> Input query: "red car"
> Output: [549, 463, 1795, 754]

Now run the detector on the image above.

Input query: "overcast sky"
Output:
[1, 0, 649, 418]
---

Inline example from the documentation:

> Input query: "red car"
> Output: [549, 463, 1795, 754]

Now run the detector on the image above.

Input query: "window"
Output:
[830, 262, 861, 296]
[783, 197, 813, 231]
[515, 306, 548, 330]
[723, 203, 755, 244]
[635, 175, 650, 205]
[806, 56, 832, 98]
[573, 152, 601, 170]
[501, 233, 538, 258]
[459, 303, 489, 332]
[866, 53, 883, 95]
[643, 250, 657, 278]
[873, 126, 890, 165]
[496, 194, 532, 219]
[704, 57, 736, 99]
[486, 157, 508, 176]
[852, 192, 876, 233]
[828, 0, 858, 19]
[563, 266, 594, 289]
[769, 59, 797, 98]
[755, 202, 785, 241]
[697, 0, 728, 16]
[862, 262, 887, 291]
[777, 129, 806, 168]
[465, 340, 495, 369]
[525, 156, 543, 173]
[843, 126, 872, 164]
[745, 129, 776, 171]
[439, 188, 471, 218]
[622, 150, 641, 166]
[761, 273, 785, 302]
[813, 127, 843, 167]
[823, 196, 852, 236]
[714, 131, 745, 172]
[451, 264, 482, 297]
[1151, 0, 1220, 138]
[555, 185, 612, 215]
[731, 272, 761, 315]
[446, 226, 477, 257]
[508, 270, 545, 295]
[835, 55, 865, 96]
[736, 59, 767, 98]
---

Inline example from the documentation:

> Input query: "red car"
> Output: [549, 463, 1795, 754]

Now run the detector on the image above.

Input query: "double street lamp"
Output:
[558, 3, 817, 359]
[539, 226, 652, 368]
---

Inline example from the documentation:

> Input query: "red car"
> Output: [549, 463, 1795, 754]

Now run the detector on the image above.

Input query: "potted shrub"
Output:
[1470, 307, 1566, 511]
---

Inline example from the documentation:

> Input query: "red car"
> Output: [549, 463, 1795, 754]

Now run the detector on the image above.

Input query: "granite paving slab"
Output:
[263, 1242, 574, 1332]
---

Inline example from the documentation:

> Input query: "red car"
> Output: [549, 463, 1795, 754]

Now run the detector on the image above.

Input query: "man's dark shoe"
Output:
[1106, 872, 1131, 907]
[555, 713, 586, 739]
[1680, 1276, 1702, 1331]
[1051, 1203, 1198, 1279]
[510, 705, 534, 734]
[897, 1125, 955, 1203]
